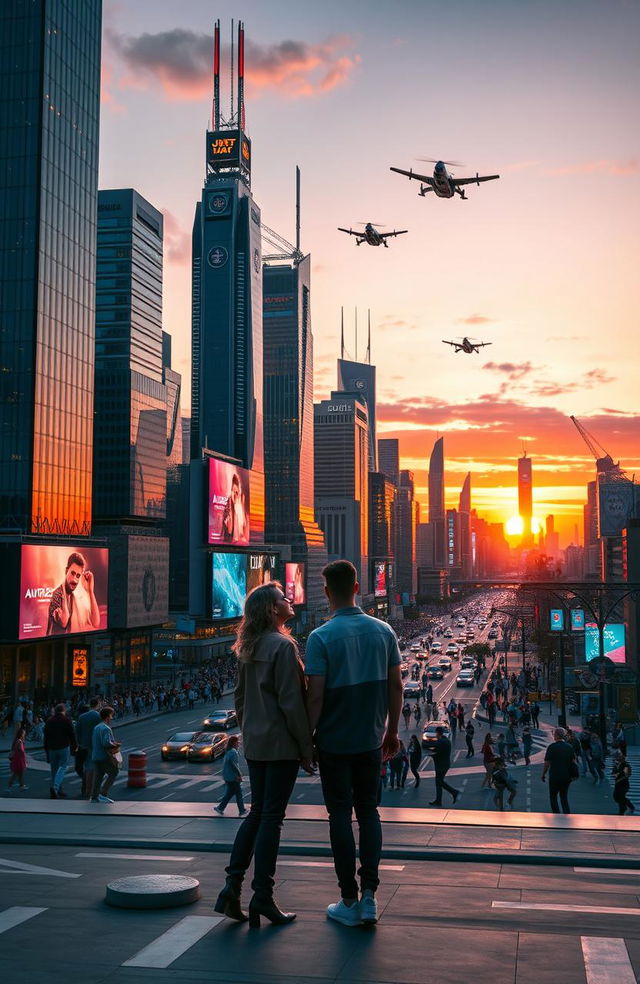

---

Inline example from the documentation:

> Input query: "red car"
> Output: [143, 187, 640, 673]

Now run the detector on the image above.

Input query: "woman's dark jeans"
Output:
[225, 759, 299, 896]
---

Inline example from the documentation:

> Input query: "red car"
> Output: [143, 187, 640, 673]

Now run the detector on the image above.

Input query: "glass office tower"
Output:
[0, 0, 102, 534]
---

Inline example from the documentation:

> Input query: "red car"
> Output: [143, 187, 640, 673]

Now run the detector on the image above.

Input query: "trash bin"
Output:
[127, 750, 147, 788]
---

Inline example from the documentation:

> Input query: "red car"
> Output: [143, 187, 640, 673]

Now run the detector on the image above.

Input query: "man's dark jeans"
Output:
[318, 747, 382, 899]
[226, 759, 298, 896]
[549, 778, 571, 814]
[434, 769, 457, 804]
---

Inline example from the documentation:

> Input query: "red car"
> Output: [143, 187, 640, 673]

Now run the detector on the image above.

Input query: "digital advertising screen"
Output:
[19, 545, 109, 641]
[208, 458, 251, 546]
[285, 563, 305, 605]
[374, 562, 387, 598]
[550, 609, 564, 632]
[585, 622, 626, 664]
[211, 553, 247, 620]
[571, 609, 585, 631]
[247, 553, 277, 594]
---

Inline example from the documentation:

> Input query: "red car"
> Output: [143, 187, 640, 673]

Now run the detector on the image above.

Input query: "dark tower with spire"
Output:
[337, 309, 377, 471]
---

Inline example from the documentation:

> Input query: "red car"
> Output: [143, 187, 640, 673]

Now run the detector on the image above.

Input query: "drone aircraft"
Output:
[338, 222, 408, 247]
[390, 159, 500, 200]
[442, 337, 492, 354]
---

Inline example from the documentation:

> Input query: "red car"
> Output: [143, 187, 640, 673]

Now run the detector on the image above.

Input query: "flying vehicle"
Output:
[338, 222, 408, 247]
[442, 337, 492, 354]
[390, 159, 500, 200]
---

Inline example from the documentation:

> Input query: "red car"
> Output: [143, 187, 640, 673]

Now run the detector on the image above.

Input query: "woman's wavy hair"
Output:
[233, 581, 292, 663]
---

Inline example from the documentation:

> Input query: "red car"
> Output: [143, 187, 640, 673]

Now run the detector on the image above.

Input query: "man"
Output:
[305, 560, 402, 928]
[541, 728, 575, 814]
[90, 706, 121, 804]
[429, 726, 460, 806]
[465, 720, 475, 758]
[47, 552, 100, 635]
[214, 735, 247, 817]
[75, 696, 102, 797]
[43, 703, 77, 799]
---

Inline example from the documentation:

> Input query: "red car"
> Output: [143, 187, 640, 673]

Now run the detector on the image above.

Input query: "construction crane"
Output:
[261, 223, 303, 263]
[570, 415, 627, 480]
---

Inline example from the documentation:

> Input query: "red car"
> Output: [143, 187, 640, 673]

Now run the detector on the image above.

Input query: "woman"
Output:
[612, 752, 635, 815]
[481, 732, 496, 789]
[214, 582, 315, 928]
[456, 702, 465, 733]
[613, 722, 627, 757]
[8, 726, 28, 790]
[408, 735, 421, 787]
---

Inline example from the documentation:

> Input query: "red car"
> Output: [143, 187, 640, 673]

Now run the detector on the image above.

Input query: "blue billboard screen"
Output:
[211, 553, 247, 620]
[585, 622, 626, 664]
[550, 609, 564, 632]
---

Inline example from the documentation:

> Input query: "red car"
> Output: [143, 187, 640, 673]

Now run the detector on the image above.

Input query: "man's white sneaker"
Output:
[97, 795, 114, 804]
[360, 894, 378, 925]
[326, 899, 363, 927]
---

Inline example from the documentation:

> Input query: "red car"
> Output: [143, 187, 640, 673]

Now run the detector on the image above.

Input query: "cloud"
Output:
[545, 159, 639, 177]
[528, 369, 616, 398]
[584, 369, 616, 385]
[458, 314, 494, 325]
[163, 211, 190, 264]
[482, 361, 540, 380]
[107, 29, 359, 102]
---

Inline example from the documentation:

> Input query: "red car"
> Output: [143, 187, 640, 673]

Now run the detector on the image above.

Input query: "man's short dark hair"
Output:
[89, 697, 100, 708]
[55, 703, 65, 714]
[435, 726, 444, 735]
[66, 551, 85, 571]
[100, 706, 114, 720]
[322, 559, 357, 599]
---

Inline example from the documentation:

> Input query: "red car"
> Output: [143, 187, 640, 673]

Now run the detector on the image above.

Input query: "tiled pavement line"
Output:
[122, 915, 224, 969]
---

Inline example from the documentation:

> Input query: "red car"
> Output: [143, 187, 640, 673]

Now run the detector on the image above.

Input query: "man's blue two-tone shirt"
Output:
[304, 607, 402, 754]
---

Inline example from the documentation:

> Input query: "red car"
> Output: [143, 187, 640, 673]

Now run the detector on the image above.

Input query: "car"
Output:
[403, 681, 422, 699]
[422, 720, 451, 750]
[438, 657, 452, 672]
[410, 643, 421, 653]
[456, 669, 475, 688]
[445, 646, 459, 658]
[427, 665, 444, 680]
[488, 630, 498, 640]
[161, 731, 201, 761]
[444, 629, 453, 638]
[430, 642, 442, 653]
[460, 656, 476, 670]
[201, 709, 238, 731]
[187, 731, 230, 762]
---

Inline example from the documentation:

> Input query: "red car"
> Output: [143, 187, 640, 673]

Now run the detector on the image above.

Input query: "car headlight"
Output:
[180, 745, 190, 752]
[162, 745, 169, 752]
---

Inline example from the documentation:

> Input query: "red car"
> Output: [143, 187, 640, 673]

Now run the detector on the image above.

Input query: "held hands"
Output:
[300, 757, 317, 775]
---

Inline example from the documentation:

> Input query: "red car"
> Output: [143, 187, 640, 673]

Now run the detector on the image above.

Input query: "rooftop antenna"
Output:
[238, 21, 245, 130]
[340, 307, 344, 359]
[213, 19, 220, 130]
[366, 309, 371, 364]
[355, 307, 358, 362]
[230, 18, 234, 125]
[295, 165, 301, 254]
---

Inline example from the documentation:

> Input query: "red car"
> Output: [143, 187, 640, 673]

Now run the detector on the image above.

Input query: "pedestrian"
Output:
[590, 732, 605, 783]
[530, 701, 540, 729]
[215, 736, 247, 817]
[90, 706, 121, 804]
[43, 703, 77, 799]
[429, 725, 460, 806]
[457, 702, 465, 732]
[465, 721, 475, 758]
[379, 757, 389, 791]
[413, 702, 422, 726]
[492, 757, 518, 810]
[408, 735, 421, 787]
[400, 740, 410, 788]
[402, 701, 412, 729]
[75, 696, 102, 798]
[7, 727, 28, 790]
[389, 743, 404, 789]
[425, 683, 433, 706]
[522, 725, 532, 766]
[305, 560, 403, 928]
[213, 582, 314, 927]
[612, 752, 635, 815]
[481, 733, 496, 789]
[541, 728, 576, 814]
[613, 722, 627, 757]
[505, 723, 519, 763]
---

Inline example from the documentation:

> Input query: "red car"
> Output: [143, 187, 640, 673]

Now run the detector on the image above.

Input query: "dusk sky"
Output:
[100, 0, 640, 545]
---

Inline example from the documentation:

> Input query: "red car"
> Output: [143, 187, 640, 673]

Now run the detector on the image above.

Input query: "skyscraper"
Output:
[314, 392, 369, 585]
[0, 0, 102, 534]
[263, 215, 328, 617]
[395, 470, 418, 598]
[190, 22, 264, 538]
[337, 316, 377, 471]
[458, 472, 472, 578]
[428, 437, 446, 568]
[518, 453, 533, 546]
[378, 439, 400, 486]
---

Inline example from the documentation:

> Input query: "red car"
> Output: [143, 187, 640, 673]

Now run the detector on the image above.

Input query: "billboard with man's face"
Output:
[208, 458, 251, 546]
[19, 545, 109, 640]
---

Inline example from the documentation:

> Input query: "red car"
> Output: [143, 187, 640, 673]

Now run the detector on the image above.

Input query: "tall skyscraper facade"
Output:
[458, 472, 472, 578]
[337, 357, 377, 471]
[314, 393, 369, 585]
[0, 0, 102, 534]
[395, 470, 418, 598]
[378, 438, 399, 486]
[428, 437, 446, 568]
[190, 25, 264, 539]
[94, 189, 168, 521]
[518, 453, 533, 546]
[263, 256, 328, 616]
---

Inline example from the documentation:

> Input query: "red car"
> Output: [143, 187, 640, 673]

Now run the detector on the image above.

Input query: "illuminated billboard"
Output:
[374, 562, 387, 598]
[208, 458, 251, 546]
[211, 553, 247, 620]
[585, 622, 626, 664]
[247, 553, 277, 594]
[598, 481, 636, 537]
[19, 545, 109, 640]
[285, 563, 305, 605]
[206, 130, 251, 172]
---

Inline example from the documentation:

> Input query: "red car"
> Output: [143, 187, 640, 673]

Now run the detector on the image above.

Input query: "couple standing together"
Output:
[214, 559, 403, 929]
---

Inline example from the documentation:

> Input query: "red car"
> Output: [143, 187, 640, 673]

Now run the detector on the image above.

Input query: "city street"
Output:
[1, 841, 639, 983]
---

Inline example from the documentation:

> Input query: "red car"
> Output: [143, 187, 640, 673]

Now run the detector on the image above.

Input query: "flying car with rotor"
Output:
[390, 159, 500, 200]
[442, 337, 492, 354]
[338, 222, 408, 247]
